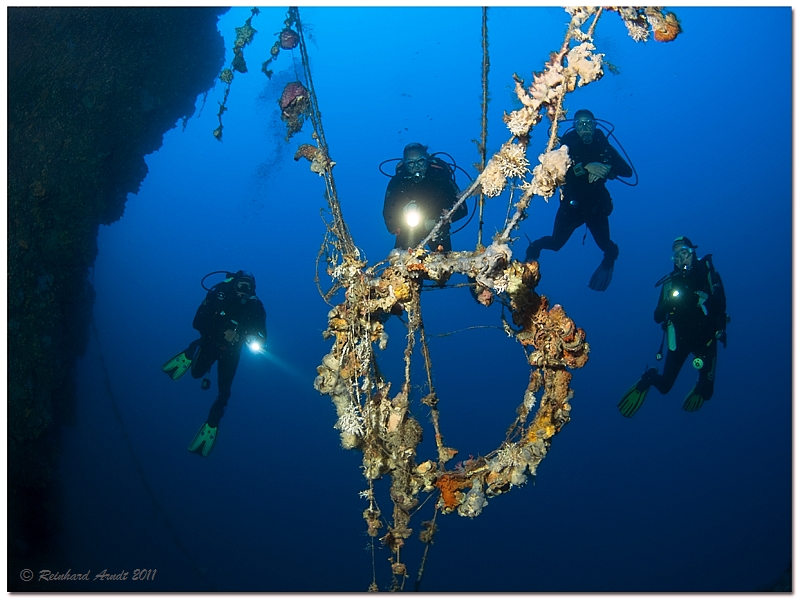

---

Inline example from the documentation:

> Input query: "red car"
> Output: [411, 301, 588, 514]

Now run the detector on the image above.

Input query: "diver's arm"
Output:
[192, 294, 214, 333]
[383, 183, 402, 234]
[194, 288, 234, 341]
[653, 284, 670, 324]
[708, 267, 727, 331]
[243, 300, 268, 341]
[605, 143, 632, 180]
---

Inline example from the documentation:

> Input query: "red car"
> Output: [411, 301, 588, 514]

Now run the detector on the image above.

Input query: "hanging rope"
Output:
[290, 7, 358, 268]
[476, 7, 490, 248]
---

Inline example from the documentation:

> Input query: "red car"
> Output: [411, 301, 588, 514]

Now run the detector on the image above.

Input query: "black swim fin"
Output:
[589, 257, 615, 292]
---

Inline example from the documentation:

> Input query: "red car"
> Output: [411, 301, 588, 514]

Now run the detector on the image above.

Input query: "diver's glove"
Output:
[585, 162, 610, 183]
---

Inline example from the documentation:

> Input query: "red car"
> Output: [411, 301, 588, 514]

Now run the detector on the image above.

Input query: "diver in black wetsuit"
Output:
[383, 142, 467, 252]
[524, 109, 632, 291]
[618, 237, 728, 417]
[161, 270, 267, 456]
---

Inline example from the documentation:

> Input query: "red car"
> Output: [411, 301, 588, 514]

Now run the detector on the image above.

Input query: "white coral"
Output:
[564, 6, 593, 27]
[624, 19, 650, 42]
[529, 63, 566, 106]
[504, 107, 540, 137]
[335, 400, 365, 438]
[565, 42, 604, 89]
[493, 443, 520, 469]
[526, 145, 572, 199]
[478, 160, 507, 198]
[495, 142, 530, 179]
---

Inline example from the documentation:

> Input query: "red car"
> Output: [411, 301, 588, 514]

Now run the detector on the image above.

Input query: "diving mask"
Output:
[405, 157, 428, 180]
[235, 279, 253, 298]
[671, 246, 693, 269]
[574, 118, 596, 143]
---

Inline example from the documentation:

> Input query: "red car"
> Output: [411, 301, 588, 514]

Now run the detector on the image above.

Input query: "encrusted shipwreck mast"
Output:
[265, 5, 681, 591]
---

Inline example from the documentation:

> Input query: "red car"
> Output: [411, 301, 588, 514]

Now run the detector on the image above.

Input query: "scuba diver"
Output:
[524, 109, 633, 292]
[162, 270, 267, 456]
[383, 142, 467, 252]
[619, 237, 728, 417]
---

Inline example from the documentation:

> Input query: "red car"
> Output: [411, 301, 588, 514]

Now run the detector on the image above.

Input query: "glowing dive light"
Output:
[246, 334, 265, 354]
[403, 201, 421, 228]
[672, 289, 680, 298]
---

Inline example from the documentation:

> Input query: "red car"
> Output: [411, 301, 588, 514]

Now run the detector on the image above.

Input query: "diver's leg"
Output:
[207, 348, 241, 427]
[651, 343, 689, 395]
[587, 215, 619, 262]
[526, 204, 581, 261]
[693, 340, 718, 400]
[190, 339, 216, 379]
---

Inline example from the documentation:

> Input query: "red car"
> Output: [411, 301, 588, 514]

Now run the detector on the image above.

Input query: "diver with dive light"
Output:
[383, 142, 467, 252]
[618, 237, 728, 417]
[161, 269, 267, 456]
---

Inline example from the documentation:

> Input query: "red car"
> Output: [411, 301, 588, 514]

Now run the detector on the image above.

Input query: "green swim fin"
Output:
[682, 387, 705, 412]
[619, 368, 658, 418]
[162, 352, 192, 380]
[618, 380, 650, 418]
[188, 422, 218, 457]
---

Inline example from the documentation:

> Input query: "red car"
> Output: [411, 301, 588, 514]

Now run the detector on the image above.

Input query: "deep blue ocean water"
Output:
[53, 6, 791, 593]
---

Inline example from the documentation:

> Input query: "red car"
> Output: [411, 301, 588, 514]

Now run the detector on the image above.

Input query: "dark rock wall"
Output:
[7, 6, 227, 566]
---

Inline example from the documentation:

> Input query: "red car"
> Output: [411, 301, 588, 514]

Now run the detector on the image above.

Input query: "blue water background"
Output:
[58, 6, 791, 592]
